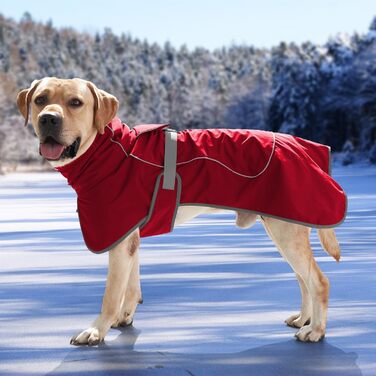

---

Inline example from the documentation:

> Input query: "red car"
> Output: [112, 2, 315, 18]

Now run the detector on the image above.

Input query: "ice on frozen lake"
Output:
[0, 167, 375, 375]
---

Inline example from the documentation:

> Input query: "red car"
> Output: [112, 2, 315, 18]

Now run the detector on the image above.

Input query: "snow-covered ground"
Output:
[0, 167, 375, 376]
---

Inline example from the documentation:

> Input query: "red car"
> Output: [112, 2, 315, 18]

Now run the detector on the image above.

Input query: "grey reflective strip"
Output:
[163, 129, 177, 190]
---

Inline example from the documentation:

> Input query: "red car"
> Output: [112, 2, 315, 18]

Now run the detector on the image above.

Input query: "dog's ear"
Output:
[16, 79, 43, 127]
[87, 82, 119, 134]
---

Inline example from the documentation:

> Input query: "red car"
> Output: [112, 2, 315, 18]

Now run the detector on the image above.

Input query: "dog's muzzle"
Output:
[38, 113, 81, 161]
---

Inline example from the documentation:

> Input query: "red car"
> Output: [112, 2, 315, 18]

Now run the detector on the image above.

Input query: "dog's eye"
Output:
[35, 95, 47, 105]
[69, 98, 83, 107]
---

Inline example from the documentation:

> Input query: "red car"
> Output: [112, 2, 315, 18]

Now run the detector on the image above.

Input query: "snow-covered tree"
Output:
[1, 13, 376, 165]
[268, 43, 322, 140]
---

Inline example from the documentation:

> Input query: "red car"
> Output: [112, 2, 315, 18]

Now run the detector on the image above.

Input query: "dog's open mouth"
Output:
[39, 137, 81, 161]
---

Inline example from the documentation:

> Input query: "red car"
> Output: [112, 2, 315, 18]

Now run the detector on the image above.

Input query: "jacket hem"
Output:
[85, 218, 146, 254]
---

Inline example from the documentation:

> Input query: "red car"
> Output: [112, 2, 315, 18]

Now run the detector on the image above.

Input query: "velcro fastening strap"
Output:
[163, 129, 177, 190]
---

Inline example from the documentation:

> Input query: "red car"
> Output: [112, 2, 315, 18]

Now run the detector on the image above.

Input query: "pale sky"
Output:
[1, 0, 375, 50]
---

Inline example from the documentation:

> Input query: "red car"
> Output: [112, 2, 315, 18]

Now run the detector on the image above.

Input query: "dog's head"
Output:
[16, 77, 119, 165]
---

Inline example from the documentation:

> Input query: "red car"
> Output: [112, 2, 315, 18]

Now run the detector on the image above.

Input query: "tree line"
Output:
[0, 12, 375, 165]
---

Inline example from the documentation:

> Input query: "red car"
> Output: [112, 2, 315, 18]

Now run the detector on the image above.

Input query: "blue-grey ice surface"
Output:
[0, 166, 375, 375]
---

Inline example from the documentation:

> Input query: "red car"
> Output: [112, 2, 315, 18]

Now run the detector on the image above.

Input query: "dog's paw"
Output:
[285, 313, 310, 328]
[295, 325, 325, 342]
[70, 327, 103, 346]
[112, 295, 142, 328]
[111, 315, 133, 328]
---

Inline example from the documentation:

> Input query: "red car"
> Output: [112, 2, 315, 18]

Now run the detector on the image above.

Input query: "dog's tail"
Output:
[317, 229, 341, 262]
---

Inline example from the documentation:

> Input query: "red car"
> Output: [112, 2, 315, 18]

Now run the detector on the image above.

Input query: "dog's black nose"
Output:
[38, 113, 62, 127]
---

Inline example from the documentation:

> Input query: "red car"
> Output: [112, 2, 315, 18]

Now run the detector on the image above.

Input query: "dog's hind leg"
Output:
[261, 217, 328, 342]
[113, 250, 143, 327]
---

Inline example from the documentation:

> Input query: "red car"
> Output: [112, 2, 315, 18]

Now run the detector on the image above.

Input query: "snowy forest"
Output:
[0, 13, 376, 169]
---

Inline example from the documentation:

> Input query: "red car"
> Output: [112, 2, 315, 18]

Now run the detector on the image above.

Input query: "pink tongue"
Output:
[40, 142, 65, 160]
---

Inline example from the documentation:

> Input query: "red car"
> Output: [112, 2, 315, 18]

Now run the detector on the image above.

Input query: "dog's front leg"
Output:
[113, 250, 142, 327]
[70, 230, 140, 346]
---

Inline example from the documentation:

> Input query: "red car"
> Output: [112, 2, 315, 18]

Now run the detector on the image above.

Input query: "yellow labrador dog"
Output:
[17, 77, 341, 345]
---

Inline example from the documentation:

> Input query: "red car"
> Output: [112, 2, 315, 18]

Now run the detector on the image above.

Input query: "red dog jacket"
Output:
[56, 118, 347, 253]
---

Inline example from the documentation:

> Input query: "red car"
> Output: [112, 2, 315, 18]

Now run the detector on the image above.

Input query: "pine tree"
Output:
[1, 13, 376, 165]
